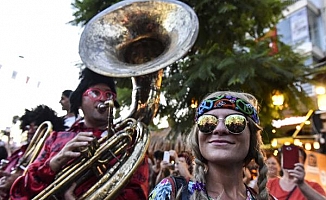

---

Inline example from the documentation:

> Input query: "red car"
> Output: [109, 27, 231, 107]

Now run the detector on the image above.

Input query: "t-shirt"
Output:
[267, 177, 326, 200]
[63, 115, 80, 130]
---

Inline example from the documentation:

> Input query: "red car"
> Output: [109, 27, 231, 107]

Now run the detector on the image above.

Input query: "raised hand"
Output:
[288, 163, 305, 185]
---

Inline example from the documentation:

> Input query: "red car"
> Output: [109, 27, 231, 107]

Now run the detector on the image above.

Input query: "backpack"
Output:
[166, 176, 189, 200]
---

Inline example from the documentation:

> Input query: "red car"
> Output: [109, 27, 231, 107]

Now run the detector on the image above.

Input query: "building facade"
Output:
[272, 0, 326, 153]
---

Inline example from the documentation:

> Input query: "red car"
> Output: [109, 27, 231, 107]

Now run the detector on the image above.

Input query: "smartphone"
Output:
[282, 144, 299, 169]
[163, 151, 170, 163]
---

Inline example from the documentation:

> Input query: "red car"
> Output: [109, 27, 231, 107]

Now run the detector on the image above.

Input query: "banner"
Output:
[290, 8, 309, 44]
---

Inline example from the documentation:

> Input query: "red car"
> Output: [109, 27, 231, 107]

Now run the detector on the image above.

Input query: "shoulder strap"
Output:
[168, 176, 189, 200]
[166, 176, 176, 199]
[246, 184, 277, 200]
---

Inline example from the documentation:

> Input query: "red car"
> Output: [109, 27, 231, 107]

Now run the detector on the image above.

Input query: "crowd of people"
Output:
[0, 68, 324, 199]
[0, 47, 325, 200]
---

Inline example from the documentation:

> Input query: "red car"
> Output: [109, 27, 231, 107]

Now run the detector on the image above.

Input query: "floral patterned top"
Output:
[149, 177, 257, 200]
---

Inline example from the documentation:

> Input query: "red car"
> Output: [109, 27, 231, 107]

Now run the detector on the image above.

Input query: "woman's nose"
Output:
[212, 120, 228, 135]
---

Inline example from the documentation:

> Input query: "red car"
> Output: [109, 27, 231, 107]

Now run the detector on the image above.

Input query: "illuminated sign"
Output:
[272, 116, 307, 128]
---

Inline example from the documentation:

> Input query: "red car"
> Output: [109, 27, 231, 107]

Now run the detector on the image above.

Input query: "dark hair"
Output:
[70, 68, 119, 116]
[62, 90, 73, 98]
[298, 146, 307, 163]
[19, 105, 65, 132]
[0, 145, 8, 160]
[153, 150, 164, 160]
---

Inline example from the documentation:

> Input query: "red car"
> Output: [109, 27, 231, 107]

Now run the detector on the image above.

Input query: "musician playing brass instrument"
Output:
[10, 0, 198, 198]
[10, 69, 150, 199]
[0, 105, 65, 200]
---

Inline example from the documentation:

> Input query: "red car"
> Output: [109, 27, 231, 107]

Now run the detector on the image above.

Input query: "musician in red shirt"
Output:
[0, 105, 65, 200]
[10, 68, 149, 200]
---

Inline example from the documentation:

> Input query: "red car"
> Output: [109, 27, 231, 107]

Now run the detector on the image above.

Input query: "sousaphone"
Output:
[33, 0, 198, 199]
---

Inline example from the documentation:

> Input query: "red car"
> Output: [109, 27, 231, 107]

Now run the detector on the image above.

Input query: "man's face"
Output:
[24, 122, 38, 143]
[81, 83, 114, 128]
[59, 94, 70, 111]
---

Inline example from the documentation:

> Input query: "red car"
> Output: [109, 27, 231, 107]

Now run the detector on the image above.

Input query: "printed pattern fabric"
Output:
[10, 121, 149, 200]
[149, 178, 257, 200]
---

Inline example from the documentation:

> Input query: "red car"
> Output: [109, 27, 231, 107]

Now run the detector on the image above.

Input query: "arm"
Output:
[290, 163, 326, 200]
[10, 131, 95, 199]
[155, 160, 171, 185]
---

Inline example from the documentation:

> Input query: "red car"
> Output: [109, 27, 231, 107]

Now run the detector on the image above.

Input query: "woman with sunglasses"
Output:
[149, 91, 274, 200]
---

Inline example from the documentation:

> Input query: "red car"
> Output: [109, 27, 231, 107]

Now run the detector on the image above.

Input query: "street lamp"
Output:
[191, 98, 198, 109]
[272, 92, 284, 106]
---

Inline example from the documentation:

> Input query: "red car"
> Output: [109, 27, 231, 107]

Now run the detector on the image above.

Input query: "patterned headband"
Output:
[195, 94, 260, 124]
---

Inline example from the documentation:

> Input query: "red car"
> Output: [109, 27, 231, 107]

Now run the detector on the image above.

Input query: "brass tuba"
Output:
[33, 0, 198, 199]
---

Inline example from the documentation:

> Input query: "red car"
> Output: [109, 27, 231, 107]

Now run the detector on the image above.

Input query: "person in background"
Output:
[243, 159, 259, 193]
[149, 150, 164, 192]
[10, 68, 150, 200]
[150, 91, 273, 199]
[265, 153, 281, 179]
[155, 150, 174, 186]
[172, 150, 194, 181]
[0, 141, 8, 161]
[59, 89, 80, 130]
[149, 150, 163, 192]
[155, 150, 194, 187]
[0, 105, 65, 200]
[267, 145, 326, 200]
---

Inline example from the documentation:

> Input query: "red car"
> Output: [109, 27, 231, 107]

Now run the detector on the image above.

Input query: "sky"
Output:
[0, 0, 83, 130]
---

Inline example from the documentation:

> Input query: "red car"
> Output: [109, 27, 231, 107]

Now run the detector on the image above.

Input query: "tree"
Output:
[70, 0, 326, 144]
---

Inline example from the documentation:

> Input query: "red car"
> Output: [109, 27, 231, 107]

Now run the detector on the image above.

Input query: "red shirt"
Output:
[1, 145, 27, 174]
[267, 177, 326, 200]
[10, 121, 149, 199]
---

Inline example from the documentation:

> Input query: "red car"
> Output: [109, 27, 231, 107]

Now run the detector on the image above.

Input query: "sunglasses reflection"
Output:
[197, 114, 247, 134]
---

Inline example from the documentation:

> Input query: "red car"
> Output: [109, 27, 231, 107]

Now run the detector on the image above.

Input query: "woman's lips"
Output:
[209, 139, 235, 144]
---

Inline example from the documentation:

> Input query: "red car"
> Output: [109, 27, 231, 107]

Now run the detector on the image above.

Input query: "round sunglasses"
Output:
[197, 114, 248, 134]
[83, 88, 116, 101]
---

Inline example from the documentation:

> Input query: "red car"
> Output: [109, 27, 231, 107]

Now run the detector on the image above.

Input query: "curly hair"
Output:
[19, 105, 65, 132]
[188, 91, 269, 200]
[178, 151, 194, 175]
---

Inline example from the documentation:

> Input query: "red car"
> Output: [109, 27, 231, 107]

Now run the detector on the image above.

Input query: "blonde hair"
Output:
[188, 91, 269, 200]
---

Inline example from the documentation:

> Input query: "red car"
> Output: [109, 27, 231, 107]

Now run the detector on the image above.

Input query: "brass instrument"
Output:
[17, 121, 53, 173]
[0, 121, 53, 174]
[33, 0, 198, 199]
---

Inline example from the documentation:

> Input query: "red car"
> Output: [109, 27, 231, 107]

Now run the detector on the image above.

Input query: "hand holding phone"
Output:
[282, 144, 299, 169]
[163, 151, 170, 163]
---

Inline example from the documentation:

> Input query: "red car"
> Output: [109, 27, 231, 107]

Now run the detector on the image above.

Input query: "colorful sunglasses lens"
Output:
[197, 114, 247, 134]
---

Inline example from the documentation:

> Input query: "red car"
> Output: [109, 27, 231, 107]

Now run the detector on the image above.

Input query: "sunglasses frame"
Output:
[83, 88, 116, 101]
[197, 114, 248, 135]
